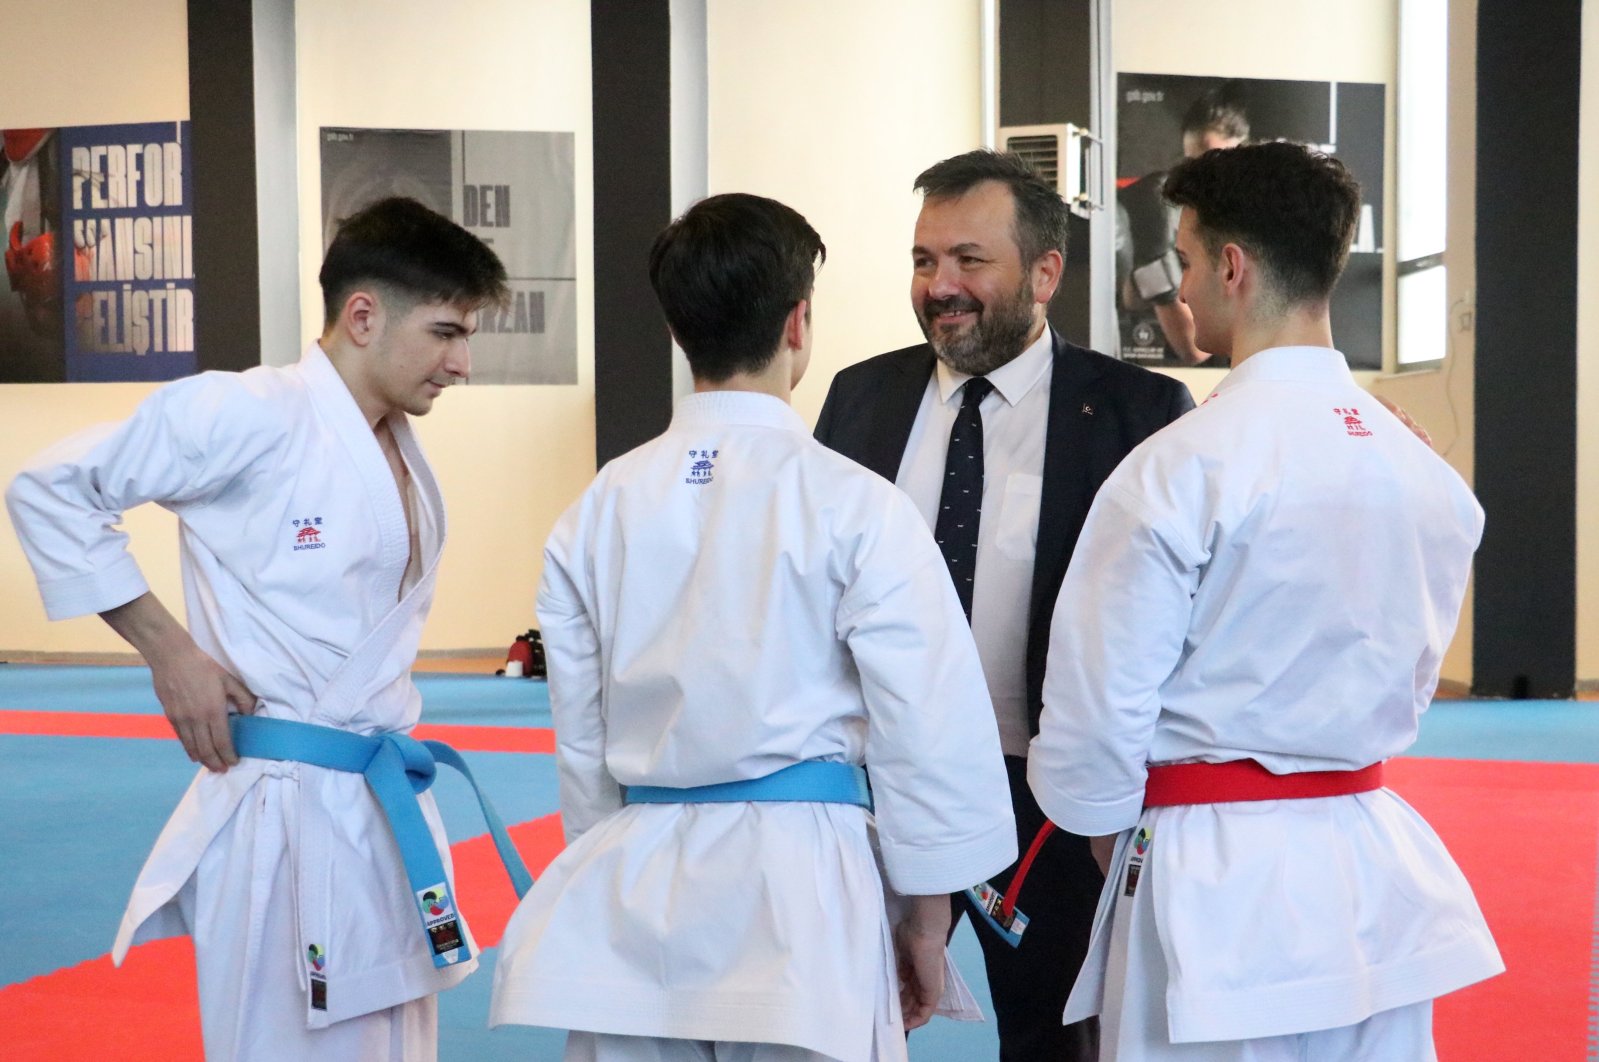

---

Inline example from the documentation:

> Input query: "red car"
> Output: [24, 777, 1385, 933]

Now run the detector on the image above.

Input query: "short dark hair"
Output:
[319, 197, 509, 326]
[914, 150, 1070, 267]
[1163, 142, 1361, 306]
[1181, 83, 1250, 142]
[647, 193, 825, 382]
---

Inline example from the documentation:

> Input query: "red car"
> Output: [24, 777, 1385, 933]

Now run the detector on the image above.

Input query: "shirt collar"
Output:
[934, 325, 1054, 407]
[1212, 345, 1355, 398]
[671, 389, 810, 434]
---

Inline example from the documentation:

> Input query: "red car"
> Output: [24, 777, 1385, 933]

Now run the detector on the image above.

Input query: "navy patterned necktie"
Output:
[934, 376, 994, 621]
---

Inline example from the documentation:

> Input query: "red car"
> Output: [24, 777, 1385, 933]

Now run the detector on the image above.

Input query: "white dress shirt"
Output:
[897, 327, 1054, 756]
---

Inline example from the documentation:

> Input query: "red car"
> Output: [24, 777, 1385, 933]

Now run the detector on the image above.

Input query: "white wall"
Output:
[706, 0, 983, 428]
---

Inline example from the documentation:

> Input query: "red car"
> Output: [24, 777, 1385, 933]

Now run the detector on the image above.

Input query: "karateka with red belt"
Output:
[1028, 142, 1502, 1060]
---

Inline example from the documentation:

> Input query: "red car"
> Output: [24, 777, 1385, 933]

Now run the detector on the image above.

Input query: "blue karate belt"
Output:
[624, 760, 873, 809]
[229, 714, 534, 969]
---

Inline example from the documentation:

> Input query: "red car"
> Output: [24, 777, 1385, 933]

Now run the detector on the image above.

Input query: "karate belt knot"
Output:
[623, 760, 872, 809]
[229, 714, 534, 969]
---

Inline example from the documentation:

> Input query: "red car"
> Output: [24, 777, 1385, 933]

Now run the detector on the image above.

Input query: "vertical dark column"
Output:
[593, 0, 675, 467]
[996, 0, 1094, 348]
[187, 0, 262, 372]
[1472, 0, 1582, 697]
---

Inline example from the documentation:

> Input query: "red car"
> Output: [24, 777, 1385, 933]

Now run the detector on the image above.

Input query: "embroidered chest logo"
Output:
[684, 449, 719, 486]
[1334, 407, 1372, 437]
[306, 943, 326, 972]
[291, 516, 327, 551]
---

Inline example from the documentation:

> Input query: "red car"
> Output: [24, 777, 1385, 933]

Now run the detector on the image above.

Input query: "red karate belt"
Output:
[1142, 759, 1385, 807]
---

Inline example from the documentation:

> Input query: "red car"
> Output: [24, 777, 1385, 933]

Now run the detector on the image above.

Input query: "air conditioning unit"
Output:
[999, 122, 1103, 219]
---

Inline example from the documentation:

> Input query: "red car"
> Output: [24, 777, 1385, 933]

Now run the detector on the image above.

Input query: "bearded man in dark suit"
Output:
[814, 150, 1193, 1061]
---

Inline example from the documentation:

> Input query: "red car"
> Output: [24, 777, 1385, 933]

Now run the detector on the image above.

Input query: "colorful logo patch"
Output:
[1133, 827, 1152, 856]
[306, 943, 325, 972]
[291, 516, 327, 551]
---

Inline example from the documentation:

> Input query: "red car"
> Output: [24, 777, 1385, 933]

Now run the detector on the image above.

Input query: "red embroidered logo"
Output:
[1334, 407, 1372, 437]
[292, 517, 327, 551]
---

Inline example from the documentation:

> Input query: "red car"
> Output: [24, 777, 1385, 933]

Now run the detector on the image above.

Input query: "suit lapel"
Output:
[1029, 333, 1104, 653]
[863, 346, 936, 481]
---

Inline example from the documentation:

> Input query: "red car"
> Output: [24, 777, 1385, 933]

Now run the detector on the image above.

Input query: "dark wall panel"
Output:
[592, 0, 675, 467]
[186, 0, 261, 373]
[997, 0, 1094, 348]
[1472, 0, 1582, 697]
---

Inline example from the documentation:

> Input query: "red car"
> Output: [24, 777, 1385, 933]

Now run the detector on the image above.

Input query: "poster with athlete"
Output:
[1116, 74, 1385, 370]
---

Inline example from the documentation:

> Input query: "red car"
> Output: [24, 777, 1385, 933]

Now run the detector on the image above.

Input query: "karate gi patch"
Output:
[684, 449, 718, 486]
[306, 944, 328, 1011]
[291, 516, 327, 551]
[417, 883, 465, 962]
[1124, 826, 1152, 897]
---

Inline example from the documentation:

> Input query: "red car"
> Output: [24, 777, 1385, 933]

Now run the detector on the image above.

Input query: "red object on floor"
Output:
[0, 814, 567, 1060]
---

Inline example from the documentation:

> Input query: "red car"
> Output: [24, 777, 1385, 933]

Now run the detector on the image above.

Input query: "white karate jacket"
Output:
[1028, 346, 1503, 1041]
[6, 344, 473, 1029]
[490, 391, 1017, 1060]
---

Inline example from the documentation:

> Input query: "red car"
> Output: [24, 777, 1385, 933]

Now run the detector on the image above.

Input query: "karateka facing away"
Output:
[7, 197, 511, 1060]
[490, 193, 1017, 1061]
[1028, 142, 1503, 1060]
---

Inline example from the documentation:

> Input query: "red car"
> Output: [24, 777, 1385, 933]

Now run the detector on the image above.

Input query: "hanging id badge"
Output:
[1123, 826, 1153, 897]
[965, 882, 1031, 949]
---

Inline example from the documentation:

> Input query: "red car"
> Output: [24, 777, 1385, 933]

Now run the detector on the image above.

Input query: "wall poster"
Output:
[1115, 74, 1386, 370]
[320, 127, 577, 386]
[0, 121, 195, 383]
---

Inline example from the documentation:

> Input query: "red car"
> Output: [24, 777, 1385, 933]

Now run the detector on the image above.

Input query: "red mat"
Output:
[1387, 758, 1599, 1061]
[4, 759, 1594, 1059]
[0, 709, 555, 753]
[1, 814, 567, 1060]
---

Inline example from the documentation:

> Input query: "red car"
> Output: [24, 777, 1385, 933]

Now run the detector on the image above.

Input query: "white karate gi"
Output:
[490, 391, 1017, 1062]
[1027, 347, 1503, 1056]
[6, 343, 470, 1060]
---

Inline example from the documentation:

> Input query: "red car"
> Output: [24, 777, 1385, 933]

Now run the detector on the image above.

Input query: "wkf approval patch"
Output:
[1124, 826, 1153, 897]
[305, 943, 328, 1011]
[416, 883, 466, 964]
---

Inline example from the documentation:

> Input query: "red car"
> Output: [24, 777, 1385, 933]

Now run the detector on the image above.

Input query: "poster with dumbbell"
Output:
[320, 127, 576, 385]
[1116, 74, 1385, 370]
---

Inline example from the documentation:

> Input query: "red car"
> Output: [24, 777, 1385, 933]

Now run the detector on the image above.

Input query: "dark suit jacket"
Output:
[814, 331, 1195, 737]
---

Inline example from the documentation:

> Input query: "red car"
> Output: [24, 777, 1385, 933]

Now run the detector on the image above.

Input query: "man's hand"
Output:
[1374, 394, 1435, 450]
[100, 593, 257, 772]
[895, 893, 952, 1031]
[149, 641, 257, 771]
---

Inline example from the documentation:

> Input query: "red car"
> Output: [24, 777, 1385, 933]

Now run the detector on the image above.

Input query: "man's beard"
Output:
[918, 278, 1038, 376]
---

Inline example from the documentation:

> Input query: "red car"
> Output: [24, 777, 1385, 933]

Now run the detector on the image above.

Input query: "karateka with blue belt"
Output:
[6, 197, 526, 1060]
[489, 193, 1018, 1062]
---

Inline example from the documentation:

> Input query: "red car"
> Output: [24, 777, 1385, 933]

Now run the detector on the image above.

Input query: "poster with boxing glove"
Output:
[1115, 74, 1385, 371]
[0, 120, 194, 383]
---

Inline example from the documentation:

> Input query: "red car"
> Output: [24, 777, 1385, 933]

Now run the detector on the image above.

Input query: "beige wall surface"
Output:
[296, 0, 595, 651]
[1577, 0, 1599, 681]
[706, 0, 983, 429]
[0, 0, 594, 655]
[0, 0, 190, 653]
